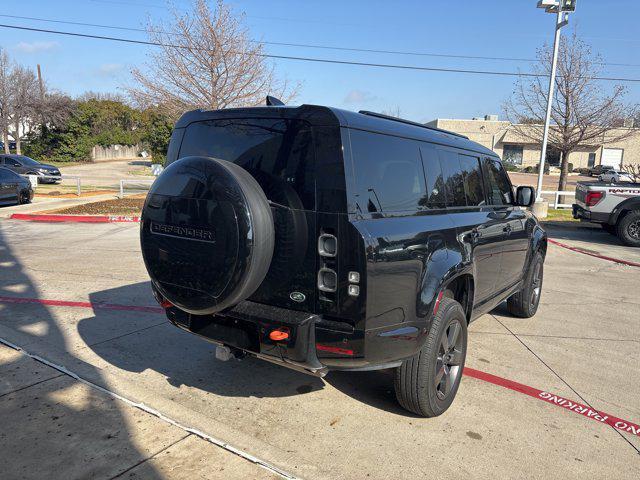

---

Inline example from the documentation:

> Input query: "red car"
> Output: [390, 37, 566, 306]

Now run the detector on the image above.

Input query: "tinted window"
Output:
[179, 119, 315, 210]
[15, 156, 39, 166]
[459, 155, 485, 206]
[350, 130, 426, 213]
[4, 157, 20, 167]
[438, 150, 467, 207]
[419, 147, 446, 208]
[482, 159, 513, 205]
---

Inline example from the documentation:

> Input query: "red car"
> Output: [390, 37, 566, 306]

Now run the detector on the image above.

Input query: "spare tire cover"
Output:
[140, 156, 274, 315]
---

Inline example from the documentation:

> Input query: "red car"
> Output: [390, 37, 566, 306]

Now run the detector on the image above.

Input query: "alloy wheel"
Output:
[628, 220, 640, 240]
[434, 320, 464, 400]
[530, 261, 542, 307]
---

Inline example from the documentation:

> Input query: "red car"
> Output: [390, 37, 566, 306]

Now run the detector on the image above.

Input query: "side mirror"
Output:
[516, 186, 535, 207]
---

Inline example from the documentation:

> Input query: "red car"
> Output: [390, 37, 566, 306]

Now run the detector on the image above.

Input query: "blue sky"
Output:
[1, 0, 639, 123]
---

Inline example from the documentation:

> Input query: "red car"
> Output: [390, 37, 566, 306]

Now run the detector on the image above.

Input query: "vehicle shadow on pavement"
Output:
[80, 282, 413, 415]
[81, 282, 326, 399]
[0, 226, 164, 480]
[543, 222, 624, 247]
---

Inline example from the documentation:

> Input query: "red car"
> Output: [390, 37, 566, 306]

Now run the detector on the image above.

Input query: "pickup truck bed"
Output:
[573, 181, 640, 247]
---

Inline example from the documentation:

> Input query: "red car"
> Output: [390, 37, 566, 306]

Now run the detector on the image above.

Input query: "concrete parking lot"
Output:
[0, 220, 638, 479]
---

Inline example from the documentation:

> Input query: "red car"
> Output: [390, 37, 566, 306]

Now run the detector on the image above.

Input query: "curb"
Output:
[10, 213, 140, 223]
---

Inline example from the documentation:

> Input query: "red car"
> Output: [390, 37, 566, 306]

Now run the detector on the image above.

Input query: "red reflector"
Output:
[433, 290, 445, 315]
[269, 329, 290, 341]
[585, 191, 603, 207]
[160, 300, 173, 309]
[316, 344, 354, 355]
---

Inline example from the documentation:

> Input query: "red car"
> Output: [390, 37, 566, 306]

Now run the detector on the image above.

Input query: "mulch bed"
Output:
[48, 197, 146, 216]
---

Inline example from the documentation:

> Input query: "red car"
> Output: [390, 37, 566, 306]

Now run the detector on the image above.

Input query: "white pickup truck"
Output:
[573, 182, 640, 247]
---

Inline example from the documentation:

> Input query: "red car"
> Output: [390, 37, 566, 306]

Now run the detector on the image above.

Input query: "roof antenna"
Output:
[266, 95, 285, 106]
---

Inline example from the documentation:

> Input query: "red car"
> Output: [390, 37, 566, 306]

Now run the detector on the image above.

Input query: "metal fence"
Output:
[119, 179, 155, 198]
[540, 190, 575, 209]
[22, 174, 82, 196]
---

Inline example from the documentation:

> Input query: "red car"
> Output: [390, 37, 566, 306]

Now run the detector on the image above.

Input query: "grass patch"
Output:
[48, 196, 146, 216]
[128, 168, 154, 177]
[544, 208, 578, 222]
[46, 160, 87, 168]
[34, 183, 115, 197]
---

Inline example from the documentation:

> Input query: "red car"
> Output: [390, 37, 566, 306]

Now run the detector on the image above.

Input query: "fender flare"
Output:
[609, 197, 640, 225]
[532, 225, 548, 257]
[417, 250, 474, 325]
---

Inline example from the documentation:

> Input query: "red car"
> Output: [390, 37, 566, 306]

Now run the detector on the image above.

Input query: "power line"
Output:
[0, 13, 535, 63]
[1, 23, 639, 83]
[3, 13, 639, 68]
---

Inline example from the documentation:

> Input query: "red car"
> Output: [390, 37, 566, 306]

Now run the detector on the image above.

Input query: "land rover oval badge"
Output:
[290, 291, 306, 303]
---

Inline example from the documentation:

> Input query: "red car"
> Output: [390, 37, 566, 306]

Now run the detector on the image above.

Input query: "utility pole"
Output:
[534, 0, 576, 214]
[36, 64, 45, 101]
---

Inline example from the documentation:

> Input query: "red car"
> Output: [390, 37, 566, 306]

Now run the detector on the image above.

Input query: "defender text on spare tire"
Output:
[140, 101, 547, 417]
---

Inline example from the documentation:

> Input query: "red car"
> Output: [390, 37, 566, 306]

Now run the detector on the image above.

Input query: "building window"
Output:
[503, 144, 523, 165]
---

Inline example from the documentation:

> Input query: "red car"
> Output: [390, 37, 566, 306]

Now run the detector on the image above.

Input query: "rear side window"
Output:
[459, 155, 485, 206]
[179, 118, 315, 210]
[437, 151, 486, 207]
[419, 147, 446, 208]
[482, 159, 514, 205]
[349, 129, 426, 214]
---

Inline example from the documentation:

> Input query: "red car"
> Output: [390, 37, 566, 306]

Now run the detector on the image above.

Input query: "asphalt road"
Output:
[0, 220, 638, 479]
[59, 160, 155, 189]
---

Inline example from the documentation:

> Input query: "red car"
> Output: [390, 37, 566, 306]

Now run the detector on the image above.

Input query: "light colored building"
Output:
[426, 116, 640, 170]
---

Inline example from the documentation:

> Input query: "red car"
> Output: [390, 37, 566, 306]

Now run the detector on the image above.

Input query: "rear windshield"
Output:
[178, 118, 315, 210]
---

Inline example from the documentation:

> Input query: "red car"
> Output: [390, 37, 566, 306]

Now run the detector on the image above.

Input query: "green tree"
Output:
[141, 109, 174, 165]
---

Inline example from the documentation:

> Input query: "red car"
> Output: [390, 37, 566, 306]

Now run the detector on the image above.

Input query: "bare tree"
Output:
[622, 164, 640, 183]
[504, 33, 639, 193]
[9, 65, 38, 154]
[127, 0, 299, 117]
[381, 106, 402, 118]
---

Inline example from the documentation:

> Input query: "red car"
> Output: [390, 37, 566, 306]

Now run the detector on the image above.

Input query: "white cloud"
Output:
[96, 63, 125, 77]
[14, 41, 59, 54]
[343, 89, 377, 104]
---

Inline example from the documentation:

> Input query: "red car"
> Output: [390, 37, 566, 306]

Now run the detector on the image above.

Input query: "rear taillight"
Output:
[585, 191, 604, 207]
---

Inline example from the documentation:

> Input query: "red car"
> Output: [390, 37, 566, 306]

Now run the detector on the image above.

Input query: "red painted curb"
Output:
[548, 238, 640, 268]
[10, 213, 140, 223]
[0, 295, 163, 314]
[1, 294, 639, 437]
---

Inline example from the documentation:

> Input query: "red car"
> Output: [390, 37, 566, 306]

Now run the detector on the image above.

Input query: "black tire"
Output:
[19, 189, 31, 204]
[616, 210, 640, 248]
[507, 251, 544, 318]
[394, 297, 467, 417]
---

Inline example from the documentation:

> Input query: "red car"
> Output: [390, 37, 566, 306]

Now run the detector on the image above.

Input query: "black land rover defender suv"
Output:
[140, 103, 546, 417]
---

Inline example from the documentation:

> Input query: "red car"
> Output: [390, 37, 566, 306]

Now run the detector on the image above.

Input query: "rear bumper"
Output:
[165, 300, 425, 376]
[572, 204, 610, 224]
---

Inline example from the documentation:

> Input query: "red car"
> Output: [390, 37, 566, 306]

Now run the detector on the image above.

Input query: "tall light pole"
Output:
[535, 0, 576, 204]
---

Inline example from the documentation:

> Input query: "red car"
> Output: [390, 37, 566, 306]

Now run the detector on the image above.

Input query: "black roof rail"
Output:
[358, 110, 468, 139]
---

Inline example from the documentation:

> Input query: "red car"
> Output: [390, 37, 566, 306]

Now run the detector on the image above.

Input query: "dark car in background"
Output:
[140, 103, 546, 417]
[0, 154, 61, 184]
[0, 167, 34, 206]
